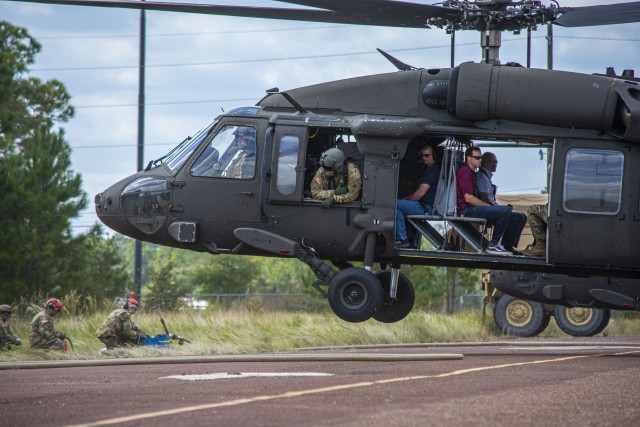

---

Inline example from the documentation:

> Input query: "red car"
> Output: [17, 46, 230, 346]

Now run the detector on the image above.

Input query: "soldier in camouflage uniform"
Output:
[220, 127, 256, 179]
[310, 148, 361, 208]
[96, 298, 145, 350]
[523, 203, 547, 256]
[0, 304, 22, 350]
[29, 298, 65, 350]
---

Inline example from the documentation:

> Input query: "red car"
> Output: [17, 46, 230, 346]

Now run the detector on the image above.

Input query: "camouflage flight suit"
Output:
[29, 311, 63, 350]
[0, 319, 20, 350]
[527, 204, 548, 243]
[310, 162, 362, 203]
[222, 151, 256, 179]
[96, 309, 143, 349]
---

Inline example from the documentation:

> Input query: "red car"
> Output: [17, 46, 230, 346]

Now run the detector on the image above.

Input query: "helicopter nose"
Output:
[94, 180, 130, 237]
[95, 174, 171, 239]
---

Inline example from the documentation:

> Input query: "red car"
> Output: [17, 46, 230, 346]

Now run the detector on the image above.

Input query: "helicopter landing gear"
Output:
[372, 269, 415, 323]
[493, 295, 550, 337]
[328, 267, 383, 323]
[553, 306, 611, 337]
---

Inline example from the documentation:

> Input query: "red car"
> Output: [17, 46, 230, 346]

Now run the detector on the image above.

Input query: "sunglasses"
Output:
[469, 155, 482, 160]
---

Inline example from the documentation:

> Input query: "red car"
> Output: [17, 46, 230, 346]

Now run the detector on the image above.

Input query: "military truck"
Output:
[483, 270, 614, 337]
[482, 194, 636, 337]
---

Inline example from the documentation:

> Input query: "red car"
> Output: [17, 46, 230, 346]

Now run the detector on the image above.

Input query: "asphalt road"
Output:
[1, 337, 639, 427]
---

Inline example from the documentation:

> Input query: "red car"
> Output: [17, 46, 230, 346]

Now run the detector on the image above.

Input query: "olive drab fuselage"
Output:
[94, 63, 640, 315]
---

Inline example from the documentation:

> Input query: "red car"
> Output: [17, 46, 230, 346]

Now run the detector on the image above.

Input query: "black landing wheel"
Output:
[328, 267, 383, 323]
[372, 271, 415, 323]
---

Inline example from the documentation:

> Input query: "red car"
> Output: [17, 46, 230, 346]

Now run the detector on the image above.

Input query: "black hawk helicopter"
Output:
[17, 0, 640, 323]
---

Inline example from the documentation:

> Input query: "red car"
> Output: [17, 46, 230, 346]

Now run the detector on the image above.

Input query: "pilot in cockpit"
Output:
[220, 127, 257, 179]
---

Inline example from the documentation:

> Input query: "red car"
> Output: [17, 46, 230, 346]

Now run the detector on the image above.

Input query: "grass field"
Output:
[2, 303, 639, 361]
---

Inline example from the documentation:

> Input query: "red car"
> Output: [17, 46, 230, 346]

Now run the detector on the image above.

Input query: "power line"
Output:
[554, 35, 640, 43]
[30, 41, 481, 72]
[36, 33, 640, 73]
[34, 24, 348, 40]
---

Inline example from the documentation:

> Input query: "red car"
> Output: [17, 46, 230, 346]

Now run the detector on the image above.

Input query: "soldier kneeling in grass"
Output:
[96, 298, 147, 350]
[30, 298, 67, 351]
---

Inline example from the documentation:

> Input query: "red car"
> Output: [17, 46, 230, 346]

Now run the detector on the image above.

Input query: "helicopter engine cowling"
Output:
[429, 62, 640, 143]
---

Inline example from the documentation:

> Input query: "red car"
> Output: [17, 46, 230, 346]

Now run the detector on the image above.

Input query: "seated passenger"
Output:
[475, 152, 527, 254]
[395, 144, 441, 249]
[456, 146, 512, 255]
[310, 148, 361, 208]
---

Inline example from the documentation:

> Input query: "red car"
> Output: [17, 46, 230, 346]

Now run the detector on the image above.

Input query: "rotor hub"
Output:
[427, 0, 557, 33]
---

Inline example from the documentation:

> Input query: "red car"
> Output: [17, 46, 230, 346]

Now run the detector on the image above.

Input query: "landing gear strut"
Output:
[373, 269, 415, 323]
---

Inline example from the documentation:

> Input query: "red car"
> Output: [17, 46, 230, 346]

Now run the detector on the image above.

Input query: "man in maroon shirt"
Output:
[456, 146, 512, 255]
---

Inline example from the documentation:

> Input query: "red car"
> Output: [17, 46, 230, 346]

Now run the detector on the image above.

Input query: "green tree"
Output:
[188, 254, 258, 295]
[145, 247, 193, 309]
[0, 126, 87, 301]
[402, 265, 480, 312]
[0, 21, 73, 151]
[252, 258, 316, 294]
[62, 225, 134, 300]
[0, 22, 132, 304]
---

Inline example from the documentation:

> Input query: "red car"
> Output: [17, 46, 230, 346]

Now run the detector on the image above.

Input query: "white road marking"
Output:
[160, 372, 333, 381]
[66, 350, 640, 427]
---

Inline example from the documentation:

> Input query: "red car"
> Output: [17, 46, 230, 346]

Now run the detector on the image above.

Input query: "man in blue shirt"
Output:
[456, 147, 512, 255]
[396, 145, 441, 248]
[476, 152, 527, 253]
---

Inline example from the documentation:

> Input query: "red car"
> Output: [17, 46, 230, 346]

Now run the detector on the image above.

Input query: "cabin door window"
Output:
[269, 125, 306, 204]
[562, 148, 624, 215]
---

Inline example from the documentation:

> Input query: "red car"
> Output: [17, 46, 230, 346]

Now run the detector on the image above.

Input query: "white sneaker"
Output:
[486, 243, 510, 256]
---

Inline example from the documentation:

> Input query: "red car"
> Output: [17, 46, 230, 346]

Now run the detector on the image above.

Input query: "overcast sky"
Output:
[1, 0, 639, 234]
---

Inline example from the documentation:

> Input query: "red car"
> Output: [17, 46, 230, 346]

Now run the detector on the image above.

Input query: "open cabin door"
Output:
[548, 138, 640, 270]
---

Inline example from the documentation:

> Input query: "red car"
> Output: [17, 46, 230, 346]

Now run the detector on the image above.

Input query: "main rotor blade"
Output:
[276, 1, 461, 23]
[15, 0, 459, 29]
[554, 2, 640, 27]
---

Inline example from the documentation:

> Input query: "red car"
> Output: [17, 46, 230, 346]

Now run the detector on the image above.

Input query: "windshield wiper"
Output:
[144, 136, 191, 171]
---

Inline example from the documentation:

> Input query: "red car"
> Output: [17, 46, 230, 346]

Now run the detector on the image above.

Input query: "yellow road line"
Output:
[67, 350, 640, 427]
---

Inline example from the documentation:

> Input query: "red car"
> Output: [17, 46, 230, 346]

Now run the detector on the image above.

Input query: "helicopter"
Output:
[16, 0, 640, 323]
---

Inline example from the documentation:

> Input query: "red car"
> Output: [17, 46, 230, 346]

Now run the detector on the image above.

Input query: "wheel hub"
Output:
[564, 307, 593, 326]
[506, 300, 533, 327]
[340, 282, 367, 309]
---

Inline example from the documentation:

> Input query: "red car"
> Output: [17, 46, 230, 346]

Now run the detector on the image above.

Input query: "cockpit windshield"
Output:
[154, 120, 217, 173]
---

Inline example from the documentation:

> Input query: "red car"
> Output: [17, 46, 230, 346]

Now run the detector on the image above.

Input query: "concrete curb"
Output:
[0, 352, 464, 370]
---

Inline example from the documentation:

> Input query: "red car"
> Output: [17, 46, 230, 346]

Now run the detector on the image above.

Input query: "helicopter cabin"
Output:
[156, 105, 640, 282]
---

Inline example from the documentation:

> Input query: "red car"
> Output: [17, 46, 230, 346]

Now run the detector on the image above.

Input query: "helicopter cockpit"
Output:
[190, 125, 257, 179]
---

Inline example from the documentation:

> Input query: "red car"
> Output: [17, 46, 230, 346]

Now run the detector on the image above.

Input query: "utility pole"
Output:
[546, 23, 553, 190]
[134, 1, 146, 301]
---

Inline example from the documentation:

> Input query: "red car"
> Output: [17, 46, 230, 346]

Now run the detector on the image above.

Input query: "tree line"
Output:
[0, 21, 479, 312]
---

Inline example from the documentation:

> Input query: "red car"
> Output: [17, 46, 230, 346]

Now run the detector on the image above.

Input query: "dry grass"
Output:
[2, 305, 638, 362]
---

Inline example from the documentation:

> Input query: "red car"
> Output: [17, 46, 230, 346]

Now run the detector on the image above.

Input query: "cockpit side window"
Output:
[190, 125, 257, 180]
